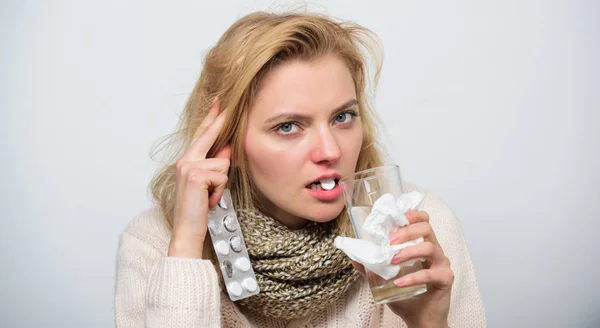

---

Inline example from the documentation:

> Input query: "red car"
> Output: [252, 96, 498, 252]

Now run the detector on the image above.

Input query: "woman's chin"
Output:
[303, 203, 345, 223]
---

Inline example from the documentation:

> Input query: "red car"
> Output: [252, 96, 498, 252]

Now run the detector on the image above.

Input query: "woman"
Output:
[115, 11, 486, 327]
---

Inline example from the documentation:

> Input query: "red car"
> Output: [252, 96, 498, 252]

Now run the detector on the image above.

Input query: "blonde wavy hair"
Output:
[150, 11, 386, 252]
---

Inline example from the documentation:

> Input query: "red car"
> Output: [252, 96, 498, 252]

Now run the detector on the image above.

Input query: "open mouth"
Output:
[306, 178, 339, 191]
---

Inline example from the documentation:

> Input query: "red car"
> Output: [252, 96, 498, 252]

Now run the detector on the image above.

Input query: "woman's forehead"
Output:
[251, 55, 357, 118]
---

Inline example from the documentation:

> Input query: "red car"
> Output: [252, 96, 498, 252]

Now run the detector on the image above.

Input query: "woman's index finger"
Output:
[190, 98, 220, 142]
[187, 108, 228, 159]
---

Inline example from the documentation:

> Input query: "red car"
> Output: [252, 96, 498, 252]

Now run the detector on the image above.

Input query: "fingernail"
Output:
[394, 277, 407, 287]
[388, 232, 396, 241]
[391, 252, 402, 264]
[389, 233, 401, 245]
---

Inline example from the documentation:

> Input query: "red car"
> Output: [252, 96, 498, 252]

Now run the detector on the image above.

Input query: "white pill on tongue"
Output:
[320, 179, 336, 190]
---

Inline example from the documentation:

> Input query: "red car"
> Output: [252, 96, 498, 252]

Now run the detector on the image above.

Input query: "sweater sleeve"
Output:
[421, 191, 487, 328]
[115, 231, 222, 327]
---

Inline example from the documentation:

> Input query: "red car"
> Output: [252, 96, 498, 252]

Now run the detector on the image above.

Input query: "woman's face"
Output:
[244, 54, 363, 229]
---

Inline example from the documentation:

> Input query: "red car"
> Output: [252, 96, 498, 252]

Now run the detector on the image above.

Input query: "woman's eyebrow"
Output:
[264, 99, 359, 124]
[330, 99, 359, 116]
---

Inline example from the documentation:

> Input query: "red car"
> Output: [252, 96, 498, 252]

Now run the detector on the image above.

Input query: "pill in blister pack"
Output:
[207, 189, 260, 301]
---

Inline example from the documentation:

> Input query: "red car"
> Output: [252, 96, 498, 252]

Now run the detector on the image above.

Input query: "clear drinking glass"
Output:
[339, 165, 427, 304]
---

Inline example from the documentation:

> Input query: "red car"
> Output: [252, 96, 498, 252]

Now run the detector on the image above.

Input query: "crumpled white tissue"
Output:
[334, 191, 425, 280]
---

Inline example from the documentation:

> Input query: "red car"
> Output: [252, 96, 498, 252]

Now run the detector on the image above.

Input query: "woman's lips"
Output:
[305, 182, 342, 201]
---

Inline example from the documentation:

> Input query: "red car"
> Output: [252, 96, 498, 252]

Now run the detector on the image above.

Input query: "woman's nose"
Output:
[309, 127, 341, 164]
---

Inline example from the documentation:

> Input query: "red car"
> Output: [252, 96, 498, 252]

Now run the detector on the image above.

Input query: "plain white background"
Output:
[2, 0, 599, 327]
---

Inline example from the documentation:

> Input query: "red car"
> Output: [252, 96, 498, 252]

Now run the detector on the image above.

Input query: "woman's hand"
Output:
[352, 210, 454, 328]
[168, 98, 231, 259]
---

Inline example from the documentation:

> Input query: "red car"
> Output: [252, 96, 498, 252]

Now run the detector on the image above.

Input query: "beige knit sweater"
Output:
[114, 184, 486, 327]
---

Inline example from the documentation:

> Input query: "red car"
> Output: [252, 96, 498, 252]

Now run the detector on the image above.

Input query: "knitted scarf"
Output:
[234, 208, 361, 319]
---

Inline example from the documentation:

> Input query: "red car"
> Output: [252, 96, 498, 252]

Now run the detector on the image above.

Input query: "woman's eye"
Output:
[277, 122, 298, 134]
[335, 112, 354, 124]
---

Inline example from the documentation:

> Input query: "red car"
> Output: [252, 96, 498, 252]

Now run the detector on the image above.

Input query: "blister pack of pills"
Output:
[207, 189, 260, 301]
